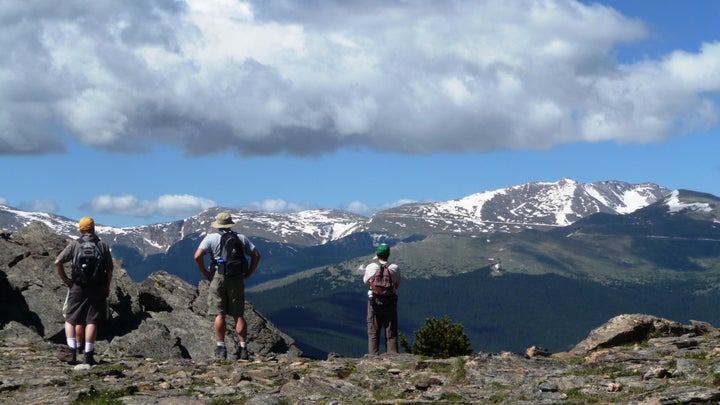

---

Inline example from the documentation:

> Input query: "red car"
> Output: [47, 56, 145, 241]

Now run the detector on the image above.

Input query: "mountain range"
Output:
[0, 178, 670, 278]
[2, 178, 719, 358]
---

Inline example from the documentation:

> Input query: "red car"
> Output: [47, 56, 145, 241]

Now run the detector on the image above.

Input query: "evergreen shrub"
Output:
[400, 315, 473, 358]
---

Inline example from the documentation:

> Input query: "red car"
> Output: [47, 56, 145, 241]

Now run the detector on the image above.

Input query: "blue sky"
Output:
[1, 0, 719, 227]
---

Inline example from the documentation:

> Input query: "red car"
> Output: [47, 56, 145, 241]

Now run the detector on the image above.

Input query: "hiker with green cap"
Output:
[194, 212, 260, 361]
[362, 243, 401, 355]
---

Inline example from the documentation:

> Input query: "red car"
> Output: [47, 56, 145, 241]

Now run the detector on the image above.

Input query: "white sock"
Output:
[85, 342, 94, 353]
[216, 342, 225, 347]
[240, 341, 247, 348]
[67, 338, 77, 349]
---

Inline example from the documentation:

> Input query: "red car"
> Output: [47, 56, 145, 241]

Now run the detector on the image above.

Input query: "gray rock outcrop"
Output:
[564, 313, 697, 356]
[0, 222, 301, 360]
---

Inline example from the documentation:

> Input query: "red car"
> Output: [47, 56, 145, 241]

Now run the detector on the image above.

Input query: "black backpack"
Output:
[218, 231, 249, 277]
[369, 263, 396, 305]
[71, 238, 106, 286]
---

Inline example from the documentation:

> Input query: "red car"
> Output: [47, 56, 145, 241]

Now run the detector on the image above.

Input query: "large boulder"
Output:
[109, 270, 301, 360]
[1, 221, 85, 339]
[0, 222, 302, 360]
[564, 313, 693, 356]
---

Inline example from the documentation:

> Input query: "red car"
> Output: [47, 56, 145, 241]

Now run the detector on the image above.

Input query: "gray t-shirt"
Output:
[198, 230, 256, 260]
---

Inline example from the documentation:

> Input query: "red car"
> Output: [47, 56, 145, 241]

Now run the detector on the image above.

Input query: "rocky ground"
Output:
[3, 314, 720, 404]
[4, 224, 720, 404]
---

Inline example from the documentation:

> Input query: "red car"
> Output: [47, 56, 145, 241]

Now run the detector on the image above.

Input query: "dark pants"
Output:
[367, 300, 398, 355]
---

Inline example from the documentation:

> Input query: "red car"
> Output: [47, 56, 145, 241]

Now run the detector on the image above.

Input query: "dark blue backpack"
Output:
[218, 231, 249, 277]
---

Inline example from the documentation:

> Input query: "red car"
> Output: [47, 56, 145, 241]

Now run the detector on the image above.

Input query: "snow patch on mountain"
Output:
[439, 189, 503, 220]
[666, 190, 712, 214]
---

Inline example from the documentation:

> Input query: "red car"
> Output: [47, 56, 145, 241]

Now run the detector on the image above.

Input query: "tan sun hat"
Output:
[211, 212, 235, 229]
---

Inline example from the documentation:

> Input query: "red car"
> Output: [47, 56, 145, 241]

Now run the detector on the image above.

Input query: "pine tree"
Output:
[401, 316, 473, 358]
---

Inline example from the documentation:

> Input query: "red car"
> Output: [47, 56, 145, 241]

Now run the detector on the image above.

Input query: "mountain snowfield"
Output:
[665, 189, 714, 214]
[1, 178, 671, 256]
[369, 178, 669, 236]
[438, 179, 663, 227]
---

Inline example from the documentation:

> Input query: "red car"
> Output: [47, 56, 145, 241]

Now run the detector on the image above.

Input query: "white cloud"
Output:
[18, 199, 59, 214]
[157, 194, 216, 216]
[346, 201, 372, 216]
[1, 0, 718, 157]
[345, 199, 417, 216]
[246, 199, 313, 213]
[84, 194, 215, 217]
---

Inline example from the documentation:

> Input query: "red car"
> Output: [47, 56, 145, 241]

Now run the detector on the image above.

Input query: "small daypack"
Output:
[369, 263, 396, 305]
[218, 231, 249, 277]
[71, 238, 106, 286]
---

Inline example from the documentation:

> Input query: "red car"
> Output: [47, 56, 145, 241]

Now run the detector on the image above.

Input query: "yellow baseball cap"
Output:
[79, 217, 95, 232]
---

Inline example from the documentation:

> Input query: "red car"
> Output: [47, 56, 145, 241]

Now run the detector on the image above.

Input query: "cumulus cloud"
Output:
[1, 0, 719, 157]
[83, 194, 215, 217]
[346, 201, 372, 216]
[345, 199, 416, 216]
[17, 199, 59, 213]
[245, 198, 314, 213]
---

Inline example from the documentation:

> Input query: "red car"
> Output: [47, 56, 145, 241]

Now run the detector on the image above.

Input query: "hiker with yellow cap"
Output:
[194, 212, 261, 361]
[54, 217, 113, 365]
[363, 243, 402, 355]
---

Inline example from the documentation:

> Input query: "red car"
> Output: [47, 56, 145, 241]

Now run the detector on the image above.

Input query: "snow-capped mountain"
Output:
[1, 179, 671, 257]
[0, 205, 367, 255]
[368, 178, 669, 236]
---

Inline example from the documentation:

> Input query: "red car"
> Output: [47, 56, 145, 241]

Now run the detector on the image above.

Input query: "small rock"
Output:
[643, 367, 671, 380]
[526, 346, 551, 358]
[606, 382, 622, 392]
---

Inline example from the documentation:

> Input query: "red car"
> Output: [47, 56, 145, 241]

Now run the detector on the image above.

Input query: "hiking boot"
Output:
[238, 347, 249, 361]
[84, 350, 97, 366]
[214, 345, 227, 360]
[57, 346, 76, 364]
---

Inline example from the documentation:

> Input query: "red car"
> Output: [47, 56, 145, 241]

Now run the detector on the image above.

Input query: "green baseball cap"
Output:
[376, 243, 390, 257]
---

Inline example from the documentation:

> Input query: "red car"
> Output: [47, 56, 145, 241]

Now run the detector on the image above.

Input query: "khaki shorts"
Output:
[207, 274, 245, 317]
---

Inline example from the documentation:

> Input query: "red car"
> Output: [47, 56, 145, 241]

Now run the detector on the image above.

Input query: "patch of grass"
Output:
[488, 393, 509, 403]
[182, 378, 216, 396]
[489, 381, 512, 390]
[428, 361, 453, 373]
[450, 358, 467, 384]
[564, 356, 586, 365]
[189, 378, 215, 388]
[570, 363, 623, 376]
[684, 352, 708, 361]
[207, 398, 254, 405]
[711, 373, 720, 387]
[442, 392, 465, 402]
[71, 386, 137, 404]
[568, 363, 644, 380]
[562, 387, 600, 403]
[372, 387, 406, 401]
[335, 360, 357, 378]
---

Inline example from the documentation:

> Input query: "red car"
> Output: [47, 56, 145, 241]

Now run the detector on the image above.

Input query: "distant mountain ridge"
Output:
[0, 178, 670, 254]
[368, 179, 669, 236]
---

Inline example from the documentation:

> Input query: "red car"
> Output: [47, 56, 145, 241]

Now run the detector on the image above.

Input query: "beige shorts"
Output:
[207, 274, 245, 317]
